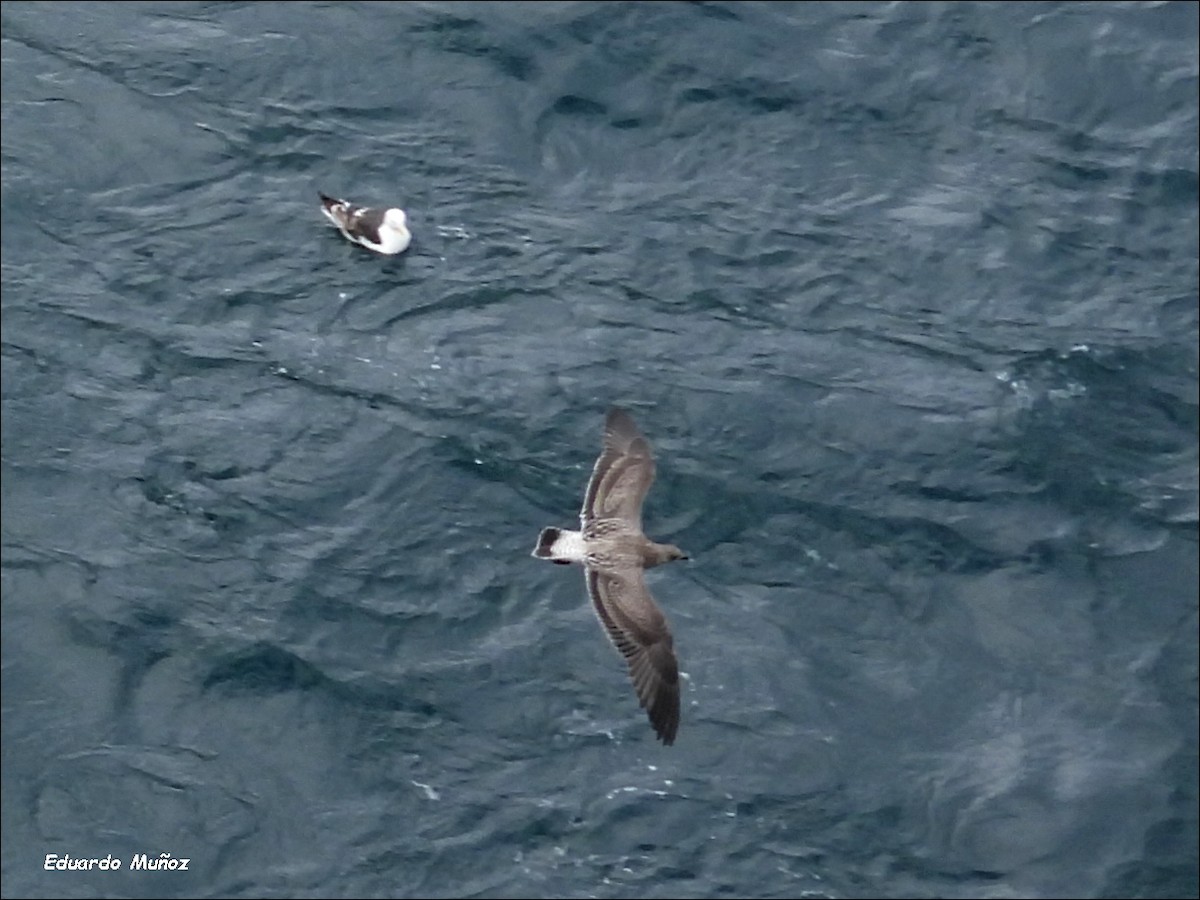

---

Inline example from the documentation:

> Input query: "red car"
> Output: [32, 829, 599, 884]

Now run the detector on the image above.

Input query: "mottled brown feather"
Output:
[581, 407, 657, 527]
[587, 567, 680, 746]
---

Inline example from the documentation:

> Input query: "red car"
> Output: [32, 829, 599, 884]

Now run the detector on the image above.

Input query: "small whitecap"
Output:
[410, 779, 440, 800]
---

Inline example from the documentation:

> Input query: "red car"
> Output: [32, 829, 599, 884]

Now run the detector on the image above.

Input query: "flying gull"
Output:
[532, 407, 688, 745]
[319, 192, 411, 255]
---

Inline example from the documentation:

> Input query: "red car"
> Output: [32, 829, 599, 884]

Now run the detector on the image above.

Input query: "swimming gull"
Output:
[318, 191, 411, 255]
[532, 407, 688, 745]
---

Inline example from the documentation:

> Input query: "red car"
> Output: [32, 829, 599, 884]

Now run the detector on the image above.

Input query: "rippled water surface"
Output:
[2, 2, 1197, 898]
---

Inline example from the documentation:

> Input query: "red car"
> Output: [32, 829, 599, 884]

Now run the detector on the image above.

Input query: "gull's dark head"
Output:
[646, 542, 688, 567]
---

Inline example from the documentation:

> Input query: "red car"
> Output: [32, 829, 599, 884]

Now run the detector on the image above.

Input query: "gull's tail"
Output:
[532, 527, 583, 565]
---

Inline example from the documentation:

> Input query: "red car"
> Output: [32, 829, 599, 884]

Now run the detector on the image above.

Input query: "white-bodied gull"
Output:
[319, 192, 411, 255]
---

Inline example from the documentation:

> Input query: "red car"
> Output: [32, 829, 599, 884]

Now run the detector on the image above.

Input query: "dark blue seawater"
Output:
[2, 2, 1197, 898]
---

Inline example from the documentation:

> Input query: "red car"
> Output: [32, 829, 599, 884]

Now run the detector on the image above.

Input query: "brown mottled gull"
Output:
[532, 407, 688, 745]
